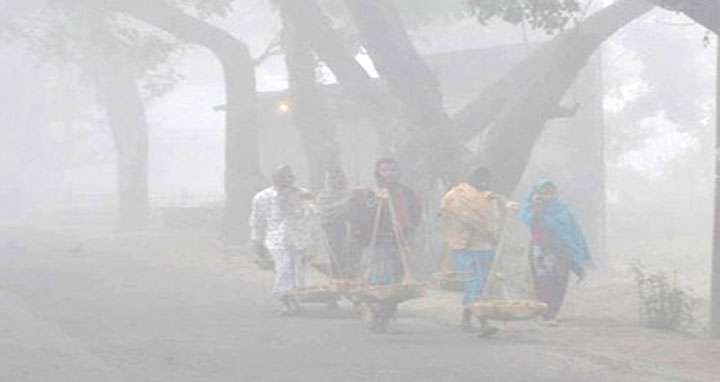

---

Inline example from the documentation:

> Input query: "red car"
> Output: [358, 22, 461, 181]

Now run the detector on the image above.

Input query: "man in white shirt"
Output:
[249, 165, 313, 315]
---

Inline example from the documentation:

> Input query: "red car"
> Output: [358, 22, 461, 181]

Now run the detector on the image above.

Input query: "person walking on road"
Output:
[440, 167, 517, 336]
[250, 165, 314, 315]
[521, 179, 592, 326]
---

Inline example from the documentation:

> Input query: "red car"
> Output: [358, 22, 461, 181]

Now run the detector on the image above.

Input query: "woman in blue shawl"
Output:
[521, 179, 591, 325]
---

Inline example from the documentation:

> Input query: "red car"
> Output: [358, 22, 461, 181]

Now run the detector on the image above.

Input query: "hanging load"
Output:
[347, 189, 426, 305]
[285, 232, 339, 305]
[349, 282, 426, 304]
[431, 270, 465, 292]
[284, 284, 341, 304]
[331, 279, 365, 296]
[470, 210, 548, 321]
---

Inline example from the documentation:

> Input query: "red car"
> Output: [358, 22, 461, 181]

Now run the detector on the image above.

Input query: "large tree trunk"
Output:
[343, 0, 461, 276]
[454, 0, 654, 194]
[61, 3, 150, 231]
[222, 46, 262, 241]
[94, 66, 149, 231]
[110, 1, 262, 240]
[281, 4, 341, 191]
[344, 0, 458, 182]
[276, 0, 396, 146]
[341, 0, 651, 197]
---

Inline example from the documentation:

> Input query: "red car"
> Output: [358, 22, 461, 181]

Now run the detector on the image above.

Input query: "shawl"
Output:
[440, 183, 501, 240]
[315, 188, 355, 224]
[520, 179, 592, 267]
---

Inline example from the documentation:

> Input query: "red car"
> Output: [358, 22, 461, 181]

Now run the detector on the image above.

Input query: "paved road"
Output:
[0, 230, 689, 382]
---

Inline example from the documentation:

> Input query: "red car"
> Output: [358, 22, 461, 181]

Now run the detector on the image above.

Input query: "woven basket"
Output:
[330, 279, 365, 294]
[431, 271, 465, 292]
[349, 283, 426, 304]
[472, 299, 548, 321]
[285, 284, 340, 304]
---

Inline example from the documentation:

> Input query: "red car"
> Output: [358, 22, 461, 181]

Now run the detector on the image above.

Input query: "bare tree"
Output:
[341, 0, 653, 195]
[108, 0, 263, 239]
[345, 0, 459, 186]
[280, 3, 341, 191]
[93, 56, 149, 230]
[455, 0, 654, 194]
[275, 0, 397, 146]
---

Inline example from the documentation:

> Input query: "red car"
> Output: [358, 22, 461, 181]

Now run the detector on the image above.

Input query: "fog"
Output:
[1, 1, 719, 381]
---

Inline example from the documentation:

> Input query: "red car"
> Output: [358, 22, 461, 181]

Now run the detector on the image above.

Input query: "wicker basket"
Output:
[431, 271, 465, 292]
[330, 279, 365, 294]
[472, 299, 548, 321]
[349, 283, 426, 304]
[285, 284, 340, 304]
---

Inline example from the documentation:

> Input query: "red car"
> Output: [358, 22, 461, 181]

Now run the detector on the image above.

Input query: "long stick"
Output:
[387, 193, 417, 284]
[484, 217, 508, 300]
[365, 201, 384, 282]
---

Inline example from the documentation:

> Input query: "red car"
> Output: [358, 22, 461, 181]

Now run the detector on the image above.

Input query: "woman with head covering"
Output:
[364, 158, 422, 285]
[315, 168, 363, 280]
[521, 179, 591, 326]
[358, 158, 422, 333]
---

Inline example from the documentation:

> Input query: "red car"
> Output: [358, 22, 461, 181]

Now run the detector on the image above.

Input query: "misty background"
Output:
[3, 1, 720, 381]
[2, 0, 714, 293]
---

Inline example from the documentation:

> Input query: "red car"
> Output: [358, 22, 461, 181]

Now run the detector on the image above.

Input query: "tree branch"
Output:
[344, 0, 459, 182]
[103, 0, 262, 235]
[455, 0, 654, 194]
[650, 0, 719, 33]
[276, 0, 396, 140]
[253, 31, 282, 66]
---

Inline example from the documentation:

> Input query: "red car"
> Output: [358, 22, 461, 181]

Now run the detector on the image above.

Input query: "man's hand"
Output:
[373, 187, 390, 200]
[505, 201, 521, 211]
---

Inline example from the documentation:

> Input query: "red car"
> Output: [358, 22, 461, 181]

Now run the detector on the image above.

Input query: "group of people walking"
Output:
[249, 158, 591, 335]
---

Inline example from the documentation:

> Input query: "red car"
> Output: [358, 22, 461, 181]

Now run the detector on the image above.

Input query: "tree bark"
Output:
[344, 0, 458, 182]
[455, 0, 654, 194]
[110, 0, 262, 240]
[276, 0, 396, 146]
[94, 65, 149, 231]
[281, 4, 341, 191]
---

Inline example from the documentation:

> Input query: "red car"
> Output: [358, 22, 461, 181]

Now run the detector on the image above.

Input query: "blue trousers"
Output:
[455, 250, 495, 307]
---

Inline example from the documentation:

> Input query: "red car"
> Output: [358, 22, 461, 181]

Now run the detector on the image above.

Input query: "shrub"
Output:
[630, 262, 697, 333]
